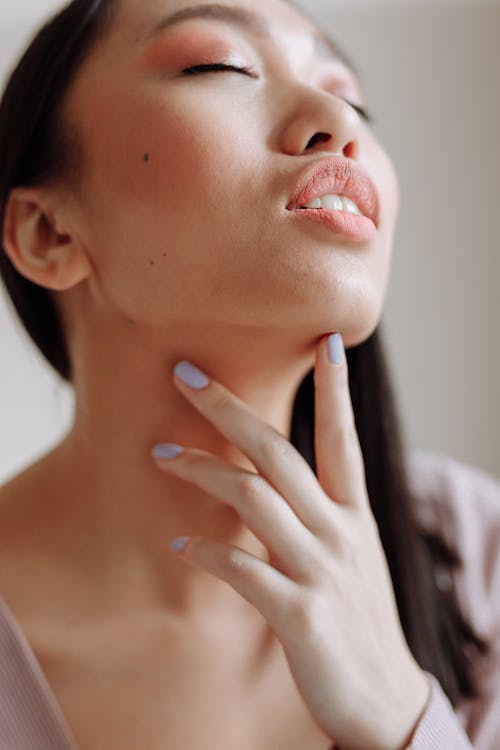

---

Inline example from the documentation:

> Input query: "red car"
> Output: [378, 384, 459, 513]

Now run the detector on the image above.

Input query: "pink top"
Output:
[0, 451, 499, 749]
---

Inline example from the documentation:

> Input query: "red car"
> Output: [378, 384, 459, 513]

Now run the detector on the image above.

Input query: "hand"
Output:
[152, 333, 431, 750]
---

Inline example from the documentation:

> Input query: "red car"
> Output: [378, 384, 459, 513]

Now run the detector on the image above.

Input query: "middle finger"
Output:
[153, 446, 320, 580]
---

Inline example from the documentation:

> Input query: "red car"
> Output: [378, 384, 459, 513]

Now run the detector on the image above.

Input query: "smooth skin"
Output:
[0, 0, 421, 747]
[155, 336, 430, 750]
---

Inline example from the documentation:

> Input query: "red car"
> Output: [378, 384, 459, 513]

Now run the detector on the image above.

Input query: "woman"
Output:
[0, 0, 498, 748]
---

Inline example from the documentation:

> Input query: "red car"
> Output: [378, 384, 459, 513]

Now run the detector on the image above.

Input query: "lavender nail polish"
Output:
[170, 536, 191, 553]
[174, 361, 210, 389]
[328, 333, 345, 365]
[152, 443, 184, 460]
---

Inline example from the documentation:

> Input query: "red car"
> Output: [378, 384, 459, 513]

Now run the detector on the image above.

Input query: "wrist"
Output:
[380, 668, 432, 750]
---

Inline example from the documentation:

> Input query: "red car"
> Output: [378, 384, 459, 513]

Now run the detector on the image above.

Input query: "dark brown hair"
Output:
[0, 0, 490, 711]
[0, 0, 116, 380]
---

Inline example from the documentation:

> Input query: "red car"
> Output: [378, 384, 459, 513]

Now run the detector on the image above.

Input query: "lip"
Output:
[286, 156, 380, 238]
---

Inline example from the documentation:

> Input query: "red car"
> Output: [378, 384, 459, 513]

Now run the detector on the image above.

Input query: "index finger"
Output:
[172, 361, 330, 533]
[313, 333, 369, 511]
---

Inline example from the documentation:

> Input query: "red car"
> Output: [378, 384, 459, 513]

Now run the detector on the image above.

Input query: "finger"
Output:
[172, 361, 331, 534]
[153, 446, 320, 580]
[314, 333, 369, 511]
[172, 535, 298, 636]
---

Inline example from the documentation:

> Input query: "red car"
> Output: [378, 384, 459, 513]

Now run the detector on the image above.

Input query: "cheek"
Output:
[74, 89, 258, 322]
[81, 84, 254, 235]
[71, 72, 399, 335]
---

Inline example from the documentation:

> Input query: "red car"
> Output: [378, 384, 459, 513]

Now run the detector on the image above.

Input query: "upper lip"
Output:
[286, 156, 380, 227]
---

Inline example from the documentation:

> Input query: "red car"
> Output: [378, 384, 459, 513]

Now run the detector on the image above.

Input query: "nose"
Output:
[280, 88, 362, 160]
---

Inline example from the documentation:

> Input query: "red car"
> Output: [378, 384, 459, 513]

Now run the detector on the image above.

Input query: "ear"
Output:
[2, 186, 92, 291]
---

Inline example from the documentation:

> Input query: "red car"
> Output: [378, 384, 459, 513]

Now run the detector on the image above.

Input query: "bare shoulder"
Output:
[0, 455, 61, 622]
[0, 442, 66, 524]
[0, 469, 32, 551]
[0, 458, 49, 547]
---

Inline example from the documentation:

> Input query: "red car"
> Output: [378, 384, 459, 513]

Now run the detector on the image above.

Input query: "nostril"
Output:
[343, 142, 356, 159]
[306, 132, 330, 149]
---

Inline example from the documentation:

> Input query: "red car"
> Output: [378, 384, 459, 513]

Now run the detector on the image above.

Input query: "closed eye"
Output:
[182, 63, 255, 76]
[182, 63, 375, 123]
[347, 103, 374, 124]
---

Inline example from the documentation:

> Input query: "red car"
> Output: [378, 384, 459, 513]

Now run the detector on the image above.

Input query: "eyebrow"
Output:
[146, 3, 358, 75]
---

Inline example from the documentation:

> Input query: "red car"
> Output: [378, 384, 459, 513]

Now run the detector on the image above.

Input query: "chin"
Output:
[329, 289, 385, 350]
[345, 319, 381, 349]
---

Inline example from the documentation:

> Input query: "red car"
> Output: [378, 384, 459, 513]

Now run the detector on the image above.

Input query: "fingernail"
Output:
[327, 333, 344, 365]
[170, 536, 191, 553]
[174, 361, 210, 389]
[152, 443, 184, 460]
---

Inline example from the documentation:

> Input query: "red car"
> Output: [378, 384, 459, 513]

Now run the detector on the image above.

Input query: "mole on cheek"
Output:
[143, 153, 150, 163]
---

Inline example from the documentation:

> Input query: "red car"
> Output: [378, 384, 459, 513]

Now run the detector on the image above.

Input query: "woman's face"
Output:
[63, 0, 399, 347]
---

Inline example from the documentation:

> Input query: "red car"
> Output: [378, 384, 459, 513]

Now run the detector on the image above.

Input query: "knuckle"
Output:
[260, 432, 294, 464]
[286, 589, 315, 628]
[341, 517, 370, 559]
[223, 546, 245, 570]
[222, 547, 256, 580]
[236, 472, 265, 504]
[284, 590, 332, 642]
[329, 526, 356, 558]
[232, 474, 278, 530]
[333, 421, 359, 451]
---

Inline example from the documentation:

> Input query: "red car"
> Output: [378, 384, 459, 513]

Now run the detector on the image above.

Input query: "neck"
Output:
[46, 313, 316, 627]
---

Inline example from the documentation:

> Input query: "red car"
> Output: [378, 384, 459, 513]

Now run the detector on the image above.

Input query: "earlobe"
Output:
[2, 186, 91, 291]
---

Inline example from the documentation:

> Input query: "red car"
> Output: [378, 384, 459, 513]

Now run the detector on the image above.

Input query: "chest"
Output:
[33, 630, 334, 750]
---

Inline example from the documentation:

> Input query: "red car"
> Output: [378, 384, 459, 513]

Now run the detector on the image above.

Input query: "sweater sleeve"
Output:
[405, 671, 474, 748]
[401, 451, 500, 750]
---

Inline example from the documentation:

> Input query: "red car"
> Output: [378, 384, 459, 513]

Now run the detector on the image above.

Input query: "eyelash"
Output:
[181, 63, 375, 124]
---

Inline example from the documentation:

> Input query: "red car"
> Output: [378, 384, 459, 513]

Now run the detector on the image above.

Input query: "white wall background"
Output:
[1, 0, 499, 485]
[306, 0, 500, 480]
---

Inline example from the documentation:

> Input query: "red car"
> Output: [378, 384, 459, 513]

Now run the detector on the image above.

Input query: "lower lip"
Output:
[289, 208, 377, 241]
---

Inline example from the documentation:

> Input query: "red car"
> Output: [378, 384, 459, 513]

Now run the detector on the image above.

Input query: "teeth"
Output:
[341, 197, 364, 216]
[301, 197, 322, 209]
[300, 194, 363, 216]
[321, 194, 344, 211]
